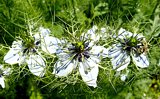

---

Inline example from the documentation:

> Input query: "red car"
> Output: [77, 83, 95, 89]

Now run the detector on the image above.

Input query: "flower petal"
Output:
[86, 25, 100, 41]
[4, 48, 21, 64]
[108, 44, 122, 58]
[79, 58, 99, 88]
[4, 41, 22, 64]
[110, 48, 130, 71]
[90, 46, 108, 58]
[41, 36, 60, 54]
[118, 28, 133, 40]
[53, 60, 75, 77]
[1, 67, 11, 76]
[26, 55, 46, 77]
[0, 76, 5, 88]
[100, 27, 106, 33]
[131, 53, 149, 68]
[0, 65, 11, 76]
[39, 27, 50, 37]
[57, 50, 72, 61]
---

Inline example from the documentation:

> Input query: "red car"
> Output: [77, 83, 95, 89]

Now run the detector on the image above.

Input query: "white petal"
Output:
[4, 40, 22, 64]
[90, 46, 108, 58]
[0, 76, 5, 88]
[111, 51, 130, 71]
[0, 65, 11, 76]
[118, 28, 133, 40]
[0, 65, 3, 70]
[133, 33, 144, 39]
[4, 48, 21, 64]
[131, 53, 149, 68]
[116, 56, 130, 71]
[39, 27, 50, 37]
[33, 33, 41, 42]
[87, 25, 98, 34]
[3, 68, 11, 76]
[11, 40, 22, 49]
[100, 27, 106, 33]
[41, 36, 60, 54]
[26, 55, 46, 77]
[57, 52, 71, 61]
[53, 60, 74, 77]
[79, 58, 99, 88]
[86, 25, 100, 41]
[108, 44, 122, 58]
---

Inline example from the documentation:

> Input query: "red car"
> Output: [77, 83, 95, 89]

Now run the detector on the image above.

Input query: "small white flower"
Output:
[0, 65, 11, 88]
[108, 28, 149, 71]
[120, 70, 129, 81]
[120, 74, 127, 81]
[3, 27, 57, 77]
[53, 26, 108, 87]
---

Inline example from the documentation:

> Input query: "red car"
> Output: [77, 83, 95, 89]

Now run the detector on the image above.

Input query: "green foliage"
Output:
[0, 0, 159, 98]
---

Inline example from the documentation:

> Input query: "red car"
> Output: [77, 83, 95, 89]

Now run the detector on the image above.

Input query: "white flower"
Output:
[39, 27, 63, 54]
[108, 28, 149, 71]
[3, 27, 55, 77]
[120, 74, 127, 81]
[53, 26, 108, 87]
[0, 65, 11, 88]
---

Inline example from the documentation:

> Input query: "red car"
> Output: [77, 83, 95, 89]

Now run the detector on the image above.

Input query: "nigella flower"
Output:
[3, 27, 59, 77]
[39, 27, 62, 54]
[0, 65, 11, 88]
[108, 28, 149, 71]
[52, 26, 108, 87]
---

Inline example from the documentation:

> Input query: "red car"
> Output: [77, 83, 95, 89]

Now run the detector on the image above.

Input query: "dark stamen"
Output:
[35, 40, 40, 45]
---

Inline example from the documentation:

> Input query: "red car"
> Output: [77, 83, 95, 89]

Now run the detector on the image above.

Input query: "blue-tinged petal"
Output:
[39, 27, 50, 37]
[0, 76, 5, 88]
[53, 60, 75, 77]
[118, 28, 133, 40]
[131, 53, 149, 68]
[85, 25, 100, 41]
[90, 46, 108, 58]
[133, 33, 144, 40]
[79, 58, 99, 88]
[41, 36, 60, 54]
[108, 44, 122, 58]
[111, 51, 130, 71]
[26, 55, 46, 77]
[57, 50, 73, 61]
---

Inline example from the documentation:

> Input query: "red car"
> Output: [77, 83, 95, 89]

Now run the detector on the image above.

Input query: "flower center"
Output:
[75, 42, 85, 52]
[69, 41, 90, 62]
[123, 37, 140, 52]
[122, 36, 148, 54]
[22, 36, 38, 54]
[127, 38, 138, 47]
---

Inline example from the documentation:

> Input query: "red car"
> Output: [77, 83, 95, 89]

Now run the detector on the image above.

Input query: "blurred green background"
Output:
[0, 0, 160, 98]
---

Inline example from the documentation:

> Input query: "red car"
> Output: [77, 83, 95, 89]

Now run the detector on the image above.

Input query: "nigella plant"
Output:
[108, 28, 149, 71]
[0, 65, 11, 88]
[3, 27, 59, 77]
[52, 26, 108, 87]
